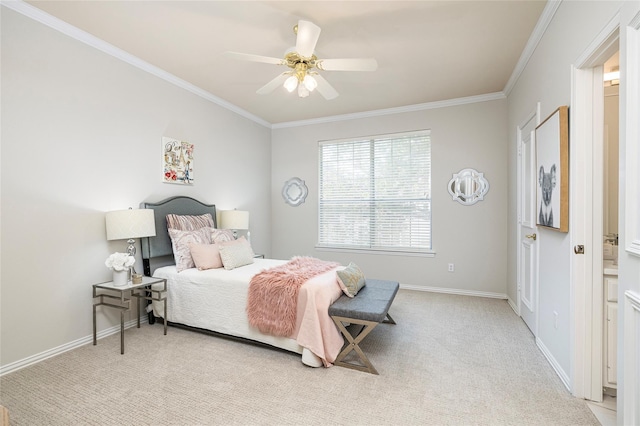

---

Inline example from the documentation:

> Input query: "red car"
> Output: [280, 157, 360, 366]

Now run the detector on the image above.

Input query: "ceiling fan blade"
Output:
[316, 58, 378, 72]
[257, 73, 290, 95]
[313, 74, 339, 100]
[224, 51, 285, 65]
[295, 20, 321, 58]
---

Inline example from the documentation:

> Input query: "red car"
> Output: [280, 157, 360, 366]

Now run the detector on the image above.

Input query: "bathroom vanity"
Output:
[603, 258, 618, 394]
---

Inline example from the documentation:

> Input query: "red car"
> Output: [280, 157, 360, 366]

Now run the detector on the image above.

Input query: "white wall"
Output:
[0, 9, 271, 367]
[506, 0, 623, 385]
[271, 99, 508, 296]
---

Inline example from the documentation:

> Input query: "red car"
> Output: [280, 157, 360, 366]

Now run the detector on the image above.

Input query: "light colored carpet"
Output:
[0, 290, 599, 425]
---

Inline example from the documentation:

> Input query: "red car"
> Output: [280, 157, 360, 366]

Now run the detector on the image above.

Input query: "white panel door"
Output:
[518, 114, 539, 335]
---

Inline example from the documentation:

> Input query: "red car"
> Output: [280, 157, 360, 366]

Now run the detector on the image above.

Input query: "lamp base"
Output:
[126, 239, 137, 274]
[126, 239, 136, 256]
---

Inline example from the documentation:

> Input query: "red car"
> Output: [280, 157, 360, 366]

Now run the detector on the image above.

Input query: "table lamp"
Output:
[105, 207, 157, 257]
[219, 210, 249, 240]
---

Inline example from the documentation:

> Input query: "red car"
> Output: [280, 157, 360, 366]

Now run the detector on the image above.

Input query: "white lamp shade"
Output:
[106, 208, 156, 241]
[219, 210, 249, 230]
[283, 76, 298, 93]
[303, 75, 317, 91]
[297, 84, 310, 98]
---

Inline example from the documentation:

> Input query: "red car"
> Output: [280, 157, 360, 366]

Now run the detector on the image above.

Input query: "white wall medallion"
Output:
[282, 177, 308, 206]
[448, 168, 489, 205]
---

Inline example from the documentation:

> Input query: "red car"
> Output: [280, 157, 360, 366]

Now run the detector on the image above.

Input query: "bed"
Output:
[140, 196, 345, 367]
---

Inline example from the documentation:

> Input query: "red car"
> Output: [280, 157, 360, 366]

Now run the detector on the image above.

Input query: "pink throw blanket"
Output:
[247, 256, 339, 337]
[293, 268, 346, 366]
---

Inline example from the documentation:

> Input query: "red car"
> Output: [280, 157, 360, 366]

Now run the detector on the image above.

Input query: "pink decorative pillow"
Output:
[189, 242, 223, 270]
[166, 213, 215, 231]
[168, 227, 212, 272]
[211, 228, 235, 243]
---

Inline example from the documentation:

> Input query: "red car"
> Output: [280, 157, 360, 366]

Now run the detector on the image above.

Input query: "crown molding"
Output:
[4, 0, 531, 131]
[272, 92, 506, 129]
[503, 0, 562, 96]
[1, 0, 272, 128]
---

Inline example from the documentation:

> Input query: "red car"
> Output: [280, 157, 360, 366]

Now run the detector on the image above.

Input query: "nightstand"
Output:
[92, 275, 167, 354]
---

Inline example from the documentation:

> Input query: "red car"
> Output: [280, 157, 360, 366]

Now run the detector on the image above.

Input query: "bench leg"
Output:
[383, 313, 396, 325]
[331, 315, 380, 375]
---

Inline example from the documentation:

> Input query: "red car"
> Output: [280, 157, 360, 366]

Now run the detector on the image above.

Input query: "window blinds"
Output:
[318, 131, 431, 252]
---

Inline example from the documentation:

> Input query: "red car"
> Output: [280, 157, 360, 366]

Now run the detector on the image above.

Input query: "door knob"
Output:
[574, 245, 585, 254]
[525, 233, 537, 241]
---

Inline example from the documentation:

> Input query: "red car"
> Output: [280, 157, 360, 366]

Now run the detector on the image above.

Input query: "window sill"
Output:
[315, 246, 435, 257]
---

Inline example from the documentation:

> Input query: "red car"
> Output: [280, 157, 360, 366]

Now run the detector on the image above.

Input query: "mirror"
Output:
[282, 177, 308, 207]
[448, 168, 489, 205]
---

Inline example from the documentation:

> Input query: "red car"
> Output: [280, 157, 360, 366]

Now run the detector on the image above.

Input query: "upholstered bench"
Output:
[329, 279, 399, 374]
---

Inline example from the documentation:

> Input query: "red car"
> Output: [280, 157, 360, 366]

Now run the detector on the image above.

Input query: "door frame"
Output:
[570, 16, 619, 401]
[516, 106, 540, 328]
[622, 10, 640, 423]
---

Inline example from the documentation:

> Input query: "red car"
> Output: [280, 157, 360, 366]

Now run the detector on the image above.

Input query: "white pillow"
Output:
[218, 237, 254, 270]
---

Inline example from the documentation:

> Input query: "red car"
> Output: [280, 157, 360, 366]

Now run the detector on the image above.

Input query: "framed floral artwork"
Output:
[162, 137, 194, 185]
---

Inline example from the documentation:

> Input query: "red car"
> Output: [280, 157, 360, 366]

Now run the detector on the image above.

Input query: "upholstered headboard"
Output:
[140, 196, 216, 276]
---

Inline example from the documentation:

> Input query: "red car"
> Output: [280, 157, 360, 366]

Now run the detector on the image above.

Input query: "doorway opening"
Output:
[569, 20, 618, 406]
[600, 50, 619, 410]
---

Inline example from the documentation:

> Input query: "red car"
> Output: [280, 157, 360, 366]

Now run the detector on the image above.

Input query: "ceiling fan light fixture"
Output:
[302, 74, 317, 92]
[297, 84, 310, 98]
[284, 75, 298, 92]
[227, 19, 376, 100]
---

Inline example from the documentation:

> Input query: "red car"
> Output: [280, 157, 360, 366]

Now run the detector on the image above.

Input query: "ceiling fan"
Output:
[225, 20, 377, 100]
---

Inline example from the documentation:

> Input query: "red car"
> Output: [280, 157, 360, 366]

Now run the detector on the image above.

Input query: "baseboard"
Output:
[0, 316, 148, 377]
[507, 297, 520, 315]
[536, 337, 571, 391]
[400, 284, 507, 300]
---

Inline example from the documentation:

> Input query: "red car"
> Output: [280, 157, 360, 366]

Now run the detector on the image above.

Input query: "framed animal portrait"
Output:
[535, 106, 569, 232]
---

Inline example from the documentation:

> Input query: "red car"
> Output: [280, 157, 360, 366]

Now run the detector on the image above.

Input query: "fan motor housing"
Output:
[285, 52, 317, 70]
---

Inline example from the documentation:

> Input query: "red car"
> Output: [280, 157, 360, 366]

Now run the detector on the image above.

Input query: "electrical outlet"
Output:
[448, 263, 454, 272]
[553, 311, 559, 329]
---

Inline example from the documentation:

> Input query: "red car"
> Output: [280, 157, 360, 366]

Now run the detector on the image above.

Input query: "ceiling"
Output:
[25, 1, 548, 126]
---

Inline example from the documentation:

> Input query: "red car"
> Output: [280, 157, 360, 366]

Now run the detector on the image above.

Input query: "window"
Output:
[318, 130, 431, 254]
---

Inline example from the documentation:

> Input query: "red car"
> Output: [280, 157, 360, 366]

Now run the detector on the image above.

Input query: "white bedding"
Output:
[151, 259, 323, 365]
